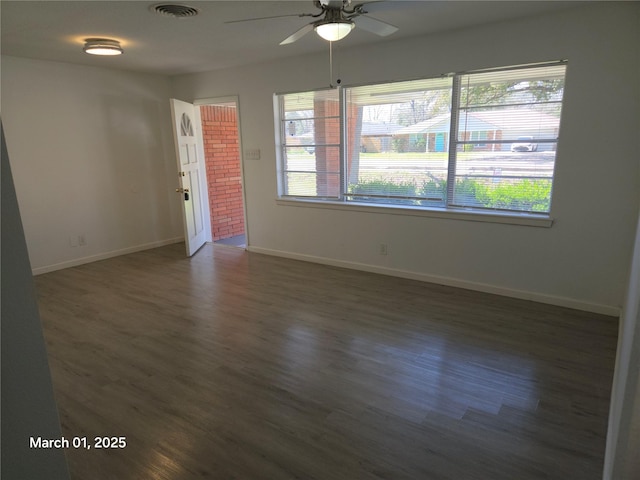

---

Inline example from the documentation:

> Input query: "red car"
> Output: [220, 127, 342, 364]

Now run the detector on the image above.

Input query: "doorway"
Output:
[197, 99, 246, 248]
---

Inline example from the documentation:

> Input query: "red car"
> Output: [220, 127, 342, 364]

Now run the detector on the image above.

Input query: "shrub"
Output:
[420, 177, 551, 212]
[392, 137, 408, 153]
[348, 176, 552, 212]
[348, 178, 417, 204]
[418, 177, 447, 204]
[472, 179, 552, 212]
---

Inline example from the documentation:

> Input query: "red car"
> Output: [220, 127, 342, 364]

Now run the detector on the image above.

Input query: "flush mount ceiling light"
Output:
[314, 20, 354, 42]
[83, 38, 123, 56]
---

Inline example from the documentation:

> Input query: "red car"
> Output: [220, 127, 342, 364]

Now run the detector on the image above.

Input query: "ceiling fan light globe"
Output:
[315, 21, 354, 42]
[84, 47, 123, 56]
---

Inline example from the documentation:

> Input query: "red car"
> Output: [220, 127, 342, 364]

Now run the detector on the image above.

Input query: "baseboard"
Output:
[247, 246, 621, 317]
[32, 237, 184, 275]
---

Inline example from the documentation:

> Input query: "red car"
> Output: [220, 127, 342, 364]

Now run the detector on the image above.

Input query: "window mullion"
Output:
[279, 98, 288, 196]
[339, 86, 346, 201]
[446, 75, 461, 206]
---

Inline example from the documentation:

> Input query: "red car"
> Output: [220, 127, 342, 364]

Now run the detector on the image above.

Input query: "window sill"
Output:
[276, 198, 554, 227]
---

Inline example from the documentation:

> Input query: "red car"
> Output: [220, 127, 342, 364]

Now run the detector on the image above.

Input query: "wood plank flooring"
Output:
[35, 243, 618, 480]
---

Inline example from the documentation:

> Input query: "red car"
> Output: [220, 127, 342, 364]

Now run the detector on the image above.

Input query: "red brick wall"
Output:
[313, 99, 341, 196]
[200, 105, 244, 241]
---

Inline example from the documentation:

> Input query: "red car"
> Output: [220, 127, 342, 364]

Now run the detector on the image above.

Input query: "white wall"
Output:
[1, 56, 183, 273]
[1, 125, 70, 479]
[604, 210, 640, 479]
[171, 2, 640, 314]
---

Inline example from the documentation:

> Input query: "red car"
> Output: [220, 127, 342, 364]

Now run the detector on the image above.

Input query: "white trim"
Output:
[193, 95, 239, 107]
[603, 211, 640, 479]
[32, 237, 183, 275]
[275, 60, 567, 95]
[193, 106, 213, 244]
[276, 63, 564, 223]
[276, 198, 554, 227]
[247, 245, 620, 317]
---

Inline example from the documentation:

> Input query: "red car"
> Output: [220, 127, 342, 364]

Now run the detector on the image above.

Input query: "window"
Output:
[344, 77, 452, 208]
[277, 62, 566, 217]
[279, 88, 341, 198]
[470, 131, 488, 147]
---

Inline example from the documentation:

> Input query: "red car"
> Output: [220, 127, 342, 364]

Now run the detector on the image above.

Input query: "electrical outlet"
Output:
[379, 243, 388, 255]
[78, 234, 87, 247]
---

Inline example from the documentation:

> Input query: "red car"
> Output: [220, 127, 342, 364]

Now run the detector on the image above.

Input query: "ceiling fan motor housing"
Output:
[318, 7, 350, 25]
[316, 0, 352, 10]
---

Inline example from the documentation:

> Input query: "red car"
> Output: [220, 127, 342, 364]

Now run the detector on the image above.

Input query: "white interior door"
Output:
[170, 99, 207, 256]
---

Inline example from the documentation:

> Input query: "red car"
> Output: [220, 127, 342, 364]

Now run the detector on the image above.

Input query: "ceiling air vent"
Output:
[152, 4, 199, 18]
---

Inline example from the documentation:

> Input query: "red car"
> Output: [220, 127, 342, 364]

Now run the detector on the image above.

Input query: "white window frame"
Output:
[276, 61, 567, 228]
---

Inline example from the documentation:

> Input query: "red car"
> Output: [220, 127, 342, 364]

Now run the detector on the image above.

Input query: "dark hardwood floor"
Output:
[35, 243, 618, 480]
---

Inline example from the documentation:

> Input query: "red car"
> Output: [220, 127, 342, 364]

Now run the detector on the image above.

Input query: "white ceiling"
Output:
[1, 1, 588, 76]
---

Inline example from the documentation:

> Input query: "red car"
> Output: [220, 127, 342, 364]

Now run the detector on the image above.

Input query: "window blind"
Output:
[345, 77, 453, 206]
[450, 64, 566, 213]
[280, 89, 341, 198]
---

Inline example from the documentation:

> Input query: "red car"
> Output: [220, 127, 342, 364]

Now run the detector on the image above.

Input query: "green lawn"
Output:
[359, 152, 449, 161]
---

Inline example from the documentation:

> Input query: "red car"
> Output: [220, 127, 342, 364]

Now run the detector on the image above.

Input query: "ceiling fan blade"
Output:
[225, 13, 315, 24]
[280, 23, 315, 45]
[351, 0, 387, 9]
[353, 15, 398, 36]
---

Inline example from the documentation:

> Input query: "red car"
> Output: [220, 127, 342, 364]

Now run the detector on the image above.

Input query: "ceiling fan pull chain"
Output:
[329, 40, 334, 87]
[329, 40, 343, 88]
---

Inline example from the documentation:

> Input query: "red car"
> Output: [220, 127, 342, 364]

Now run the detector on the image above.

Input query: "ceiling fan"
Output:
[226, 0, 398, 45]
